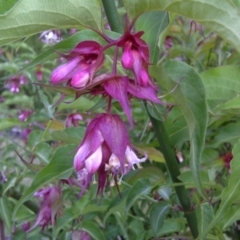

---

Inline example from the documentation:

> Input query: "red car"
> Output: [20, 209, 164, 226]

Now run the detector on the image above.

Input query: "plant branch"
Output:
[101, 0, 123, 33]
[146, 111, 199, 239]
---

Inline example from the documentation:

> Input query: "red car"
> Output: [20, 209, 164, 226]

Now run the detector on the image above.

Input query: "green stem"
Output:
[101, 0, 198, 238]
[147, 111, 198, 238]
[101, 0, 123, 33]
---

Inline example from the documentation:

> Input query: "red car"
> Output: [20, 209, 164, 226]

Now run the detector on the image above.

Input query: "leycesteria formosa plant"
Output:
[24, 17, 161, 232]
[4, 0, 240, 239]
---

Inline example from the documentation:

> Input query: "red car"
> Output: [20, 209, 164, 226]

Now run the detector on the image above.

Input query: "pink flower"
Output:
[6, 75, 27, 93]
[22, 128, 32, 144]
[50, 41, 104, 88]
[21, 222, 31, 232]
[18, 110, 32, 122]
[88, 75, 161, 125]
[116, 29, 154, 87]
[74, 113, 147, 196]
[165, 36, 173, 50]
[40, 30, 62, 44]
[28, 187, 62, 232]
[65, 113, 83, 128]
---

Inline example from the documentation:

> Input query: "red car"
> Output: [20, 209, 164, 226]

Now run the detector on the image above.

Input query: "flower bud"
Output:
[50, 57, 80, 84]
[121, 42, 134, 69]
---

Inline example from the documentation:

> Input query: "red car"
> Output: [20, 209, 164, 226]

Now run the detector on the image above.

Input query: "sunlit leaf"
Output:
[0, 0, 19, 15]
[0, 0, 102, 46]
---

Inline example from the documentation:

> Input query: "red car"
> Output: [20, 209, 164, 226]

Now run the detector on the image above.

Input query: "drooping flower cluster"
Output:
[50, 41, 104, 88]
[27, 186, 62, 232]
[50, 25, 161, 125]
[47, 22, 161, 198]
[74, 113, 147, 196]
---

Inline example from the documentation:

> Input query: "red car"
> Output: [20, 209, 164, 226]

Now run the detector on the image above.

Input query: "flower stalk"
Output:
[101, 0, 199, 238]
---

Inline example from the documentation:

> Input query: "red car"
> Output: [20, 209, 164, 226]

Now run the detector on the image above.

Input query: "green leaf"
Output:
[128, 167, 165, 185]
[82, 220, 105, 240]
[15, 150, 45, 173]
[0, 0, 102, 46]
[0, 118, 22, 130]
[34, 83, 76, 96]
[158, 187, 172, 201]
[28, 130, 43, 149]
[201, 66, 240, 111]
[0, 196, 12, 231]
[178, 171, 211, 188]
[49, 126, 85, 144]
[199, 139, 240, 239]
[3, 94, 33, 108]
[34, 142, 52, 163]
[165, 107, 189, 147]
[123, 0, 240, 53]
[53, 197, 89, 239]
[38, 88, 54, 119]
[151, 60, 208, 197]
[23, 29, 105, 71]
[135, 11, 169, 62]
[207, 122, 240, 148]
[146, 218, 184, 238]
[58, 96, 95, 111]
[2, 176, 17, 195]
[126, 178, 152, 211]
[220, 205, 240, 230]
[135, 146, 165, 163]
[12, 144, 76, 218]
[150, 202, 170, 236]
[197, 203, 214, 235]
[103, 190, 128, 224]
[0, 0, 19, 15]
[232, 0, 240, 9]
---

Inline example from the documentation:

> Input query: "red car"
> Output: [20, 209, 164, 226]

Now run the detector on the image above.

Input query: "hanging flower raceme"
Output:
[50, 41, 104, 88]
[27, 186, 62, 232]
[73, 113, 147, 197]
